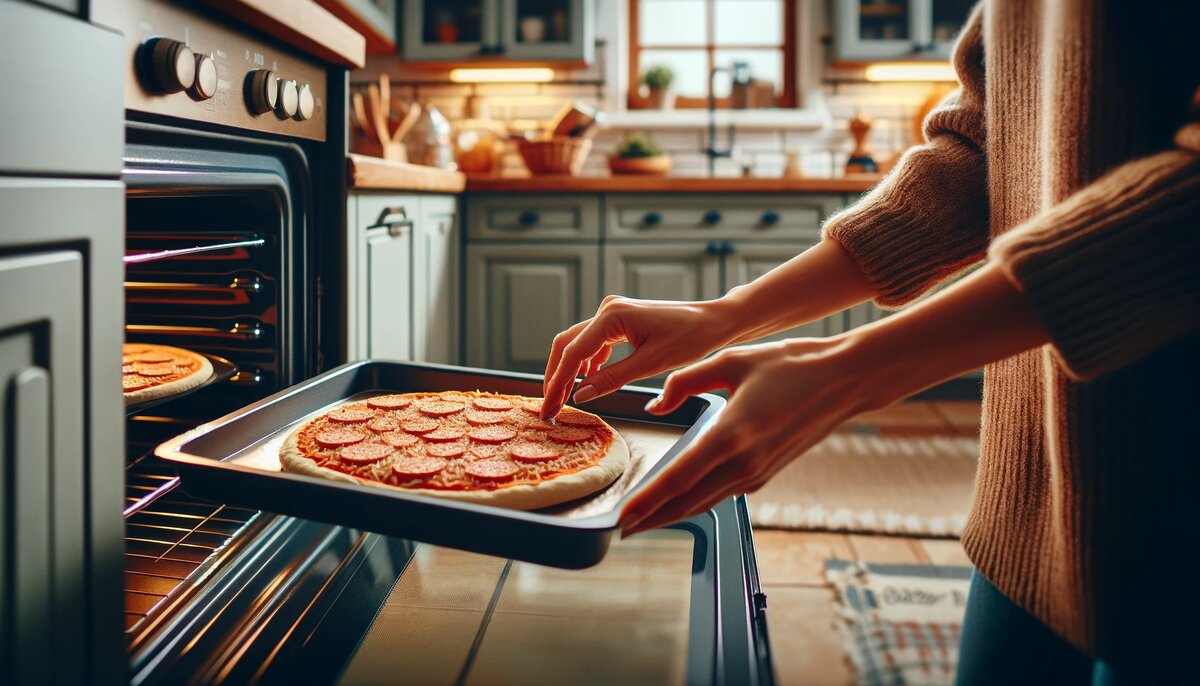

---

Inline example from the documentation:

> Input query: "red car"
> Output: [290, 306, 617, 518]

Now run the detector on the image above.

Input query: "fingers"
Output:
[621, 454, 765, 535]
[543, 319, 591, 398]
[645, 354, 738, 415]
[619, 422, 738, 527]
[583, 345, 613, 378]
[542, 317, 623, 419]
[576, 351, 660, 403]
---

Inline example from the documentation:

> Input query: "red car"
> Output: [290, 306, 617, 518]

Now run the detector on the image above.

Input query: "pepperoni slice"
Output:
[417, 401, 465, 417]
[135, 352, 175, 364]
[510, 442, 561, 463]
[328, 408, 373, 424]
[468, 426, 517, 444]
[393, 456, 449, 478]
[315, 428, 366, 448]
[524, 418, 556, 432]
[464, 410, 506, 426]
[123, 345, 152, 355]
[426, 443, 466, 459]
[368, 394, 413, 411]
[465, 459, 519, 482]
[135, 363, 177, 377]
[380, 431, 420, 448]
[402, 418, 439, 434]
[368, 417, 400, 433]
[424, 427, 466, 443]
[517, 398, 545, 415]
[555, 411, 601, 427]
[338, 442, 393, 464]
[472, 397, 513, 412]
[122, 376, 153, 392]
[547, 427, 593, 443]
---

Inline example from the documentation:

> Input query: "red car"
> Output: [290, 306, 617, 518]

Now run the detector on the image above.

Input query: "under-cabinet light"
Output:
[864, 63, 957, 82]
[449, 67, 555, 83]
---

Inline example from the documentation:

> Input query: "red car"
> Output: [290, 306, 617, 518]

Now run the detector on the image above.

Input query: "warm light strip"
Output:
[449, 67, 555, 83]
[864, 63, 957, 82]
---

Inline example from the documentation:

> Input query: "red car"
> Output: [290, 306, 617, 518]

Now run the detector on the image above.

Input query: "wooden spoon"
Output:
[367, 83, 390, 146]
[391, 102, 422, 143]
[352, 91, 376, 141]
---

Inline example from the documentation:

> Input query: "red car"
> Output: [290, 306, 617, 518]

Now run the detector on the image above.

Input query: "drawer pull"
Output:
[517, 211, 540, 226]
[370, 206, 413, 236]
[642, 211, 662, 226]
[705, 241, 734, 256]
[761, 211, 781, 226]
[702, 210, 723, 225]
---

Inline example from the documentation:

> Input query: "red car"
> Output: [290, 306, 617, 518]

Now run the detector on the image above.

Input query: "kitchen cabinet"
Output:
[834, 0, 974, 61]
[465, 243, 600, 373]
[347, 192, 459, 364]
[604, 243, 721, 302]
[402, 0, 593, 63]
[467, 192, 600, 241]
[606, 194, 840, 242]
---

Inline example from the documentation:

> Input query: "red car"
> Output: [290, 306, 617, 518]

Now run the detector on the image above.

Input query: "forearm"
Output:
[714, 239, 880, 346]
[843, 263, 1049, 401]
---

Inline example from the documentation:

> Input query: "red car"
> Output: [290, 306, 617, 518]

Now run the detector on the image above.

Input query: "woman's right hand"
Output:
[540, 295, 739, 419]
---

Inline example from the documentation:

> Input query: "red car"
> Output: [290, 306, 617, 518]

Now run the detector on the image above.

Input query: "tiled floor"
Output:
[753, 401, 979, 686]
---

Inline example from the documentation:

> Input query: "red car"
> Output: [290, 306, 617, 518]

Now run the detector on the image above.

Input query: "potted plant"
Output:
[640, 65, 675, 110]
[608, 133, 673, 176]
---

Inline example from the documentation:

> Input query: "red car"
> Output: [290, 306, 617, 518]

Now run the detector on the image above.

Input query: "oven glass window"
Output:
[341, 529, 695, 685]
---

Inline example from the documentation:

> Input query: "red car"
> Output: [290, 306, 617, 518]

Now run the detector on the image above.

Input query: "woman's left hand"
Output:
[619, 335, 900, 536]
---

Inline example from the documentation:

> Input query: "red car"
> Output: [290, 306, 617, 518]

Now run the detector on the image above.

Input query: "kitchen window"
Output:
[628, 0, 797, 109]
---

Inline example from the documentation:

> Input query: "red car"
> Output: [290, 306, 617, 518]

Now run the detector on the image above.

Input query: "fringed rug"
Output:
[747, 432, 978, 537]
[826, 559, 973, 686]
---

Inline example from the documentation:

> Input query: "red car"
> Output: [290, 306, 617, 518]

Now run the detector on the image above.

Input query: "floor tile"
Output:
[753, 531, 855, 585]
[763, 585, 853, 686]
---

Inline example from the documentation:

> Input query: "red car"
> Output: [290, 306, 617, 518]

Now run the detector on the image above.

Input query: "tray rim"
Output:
[125, 352, 239, 416]
[153, 359, 726, 533]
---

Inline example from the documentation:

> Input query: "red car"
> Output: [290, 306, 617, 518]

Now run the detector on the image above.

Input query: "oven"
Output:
[3, 1, 775, 683]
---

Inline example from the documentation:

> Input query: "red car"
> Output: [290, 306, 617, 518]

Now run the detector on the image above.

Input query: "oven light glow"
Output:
[863, 63, 957, 82]
[449, 67, 555, 83]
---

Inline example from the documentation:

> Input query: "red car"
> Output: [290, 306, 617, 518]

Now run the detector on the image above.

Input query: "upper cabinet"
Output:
[402, 0, 594, 63]
[834, 0, 974, 61]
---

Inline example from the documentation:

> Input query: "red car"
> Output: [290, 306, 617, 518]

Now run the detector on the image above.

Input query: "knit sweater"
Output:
[823, 0, 1200, 669]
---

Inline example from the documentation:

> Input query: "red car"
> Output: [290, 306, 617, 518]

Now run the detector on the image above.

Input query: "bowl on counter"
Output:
[608, 155, 673, 176]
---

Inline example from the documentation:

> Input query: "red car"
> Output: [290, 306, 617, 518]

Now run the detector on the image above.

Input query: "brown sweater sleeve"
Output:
[989, 112, 1200, 381]
[822, 4, 989, 308]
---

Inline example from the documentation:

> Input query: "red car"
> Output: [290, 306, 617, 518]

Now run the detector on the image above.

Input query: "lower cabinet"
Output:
[347, 192, 459, 364]
[465, 243, 599, 373]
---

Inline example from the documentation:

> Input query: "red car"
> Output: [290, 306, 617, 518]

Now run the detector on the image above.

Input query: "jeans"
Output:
[955, 571, 1117, 686]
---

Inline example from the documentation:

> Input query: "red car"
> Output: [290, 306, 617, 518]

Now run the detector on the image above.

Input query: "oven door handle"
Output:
[369, 206, 414, 236]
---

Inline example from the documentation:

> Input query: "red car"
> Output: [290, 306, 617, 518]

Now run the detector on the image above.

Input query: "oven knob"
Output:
[276, 79, 299, 119]
[246, 69, 278, 115]
[294, 83, 315, 121]
[188, 54, 218, 101]
[141, 37, 195, 94]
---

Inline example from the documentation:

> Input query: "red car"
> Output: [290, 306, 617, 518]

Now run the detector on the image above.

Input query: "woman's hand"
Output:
[618, 336, 894, 536]
[540, 295, 740, 419]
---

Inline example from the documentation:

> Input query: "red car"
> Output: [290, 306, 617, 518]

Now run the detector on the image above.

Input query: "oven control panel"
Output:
[93, 0, 327, 142]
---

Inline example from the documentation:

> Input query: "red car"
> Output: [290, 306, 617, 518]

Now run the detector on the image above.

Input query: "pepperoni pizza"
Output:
[280, 391, 629, 510]
[123, 343, 214, 405]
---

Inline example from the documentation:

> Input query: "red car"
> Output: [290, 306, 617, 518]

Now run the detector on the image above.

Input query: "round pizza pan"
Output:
[126, 352, 238, 416]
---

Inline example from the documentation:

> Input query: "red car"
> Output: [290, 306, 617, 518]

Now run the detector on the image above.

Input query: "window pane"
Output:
[714, 0, 782, 46]
[638, 49, 710, 98]
[639, 0, 707, 46]
[712, 49, 783, 96]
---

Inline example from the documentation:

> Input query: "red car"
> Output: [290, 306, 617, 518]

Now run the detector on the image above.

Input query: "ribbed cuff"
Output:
[990, 151, 1200, 380]
[823, 138, 990, 308]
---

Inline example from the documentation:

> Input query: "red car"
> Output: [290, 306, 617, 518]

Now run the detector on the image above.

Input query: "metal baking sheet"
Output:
[126, 352, 238, 416]
[154, 361, 724, 568]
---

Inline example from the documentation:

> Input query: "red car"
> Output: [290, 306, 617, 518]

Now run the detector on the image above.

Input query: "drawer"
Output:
[466, 194, 601, 241]
[606, 194, 846, 240]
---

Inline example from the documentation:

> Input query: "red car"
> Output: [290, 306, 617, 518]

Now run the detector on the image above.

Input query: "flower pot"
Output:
[609, 156, 673, 176]
[646, 87, 675, 110]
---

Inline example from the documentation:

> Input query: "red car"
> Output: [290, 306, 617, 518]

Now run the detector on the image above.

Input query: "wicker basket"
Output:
[515, 137, 592, 175]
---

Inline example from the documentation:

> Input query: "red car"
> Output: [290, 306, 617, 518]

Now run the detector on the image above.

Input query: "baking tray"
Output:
[126, 353, 238, 416]
[154, 360, 724, 569]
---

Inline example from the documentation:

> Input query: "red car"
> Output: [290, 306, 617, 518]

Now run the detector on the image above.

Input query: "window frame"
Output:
[627, 0, 797, 109]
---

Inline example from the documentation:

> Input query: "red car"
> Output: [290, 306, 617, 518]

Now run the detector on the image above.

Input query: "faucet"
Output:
[705, 62, 749, 175]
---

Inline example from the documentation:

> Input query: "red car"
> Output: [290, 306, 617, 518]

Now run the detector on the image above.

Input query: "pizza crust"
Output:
[279, 398, 630, 511]
[123, 346, 214, 405]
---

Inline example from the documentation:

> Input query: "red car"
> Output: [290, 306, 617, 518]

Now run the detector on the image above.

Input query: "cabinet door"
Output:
[466, 244, 599, 373]
[725, 242, 844, 340]
[835, 0, 926, 61]
[499, 0, 593, 62]
[413, 196, 459, 364]
[361, 198, 416, 360]
[403, 0, 497, 60]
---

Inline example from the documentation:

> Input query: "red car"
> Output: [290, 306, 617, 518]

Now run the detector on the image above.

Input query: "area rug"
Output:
[747, 432, 978, 537]
[826, 559, 973, 686]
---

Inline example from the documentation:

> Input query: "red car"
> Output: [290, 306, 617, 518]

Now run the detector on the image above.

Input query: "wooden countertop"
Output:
[347, 154, 467, 193]
[203, 0, 365, 68]
[465, 174, 883, 194]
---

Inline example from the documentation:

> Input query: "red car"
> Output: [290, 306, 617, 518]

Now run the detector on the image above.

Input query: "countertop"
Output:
[202, 0, 365, 67]
[347, 154, 467, 193]
[464, 174, 883, 194]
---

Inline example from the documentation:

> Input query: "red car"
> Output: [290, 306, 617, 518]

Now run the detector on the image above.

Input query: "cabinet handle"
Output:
[721, 240, 735, 255]
[760, 211, 781, 226]
[702, 210, 722, 225]
[370, 206, 413, 236]
[705, 241, 721, 255]
[517, 210, 540, 226]
[642, 211, 662, 226]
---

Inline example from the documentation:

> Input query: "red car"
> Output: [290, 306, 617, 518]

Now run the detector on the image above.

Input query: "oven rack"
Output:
[123, 237, 266, 264]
